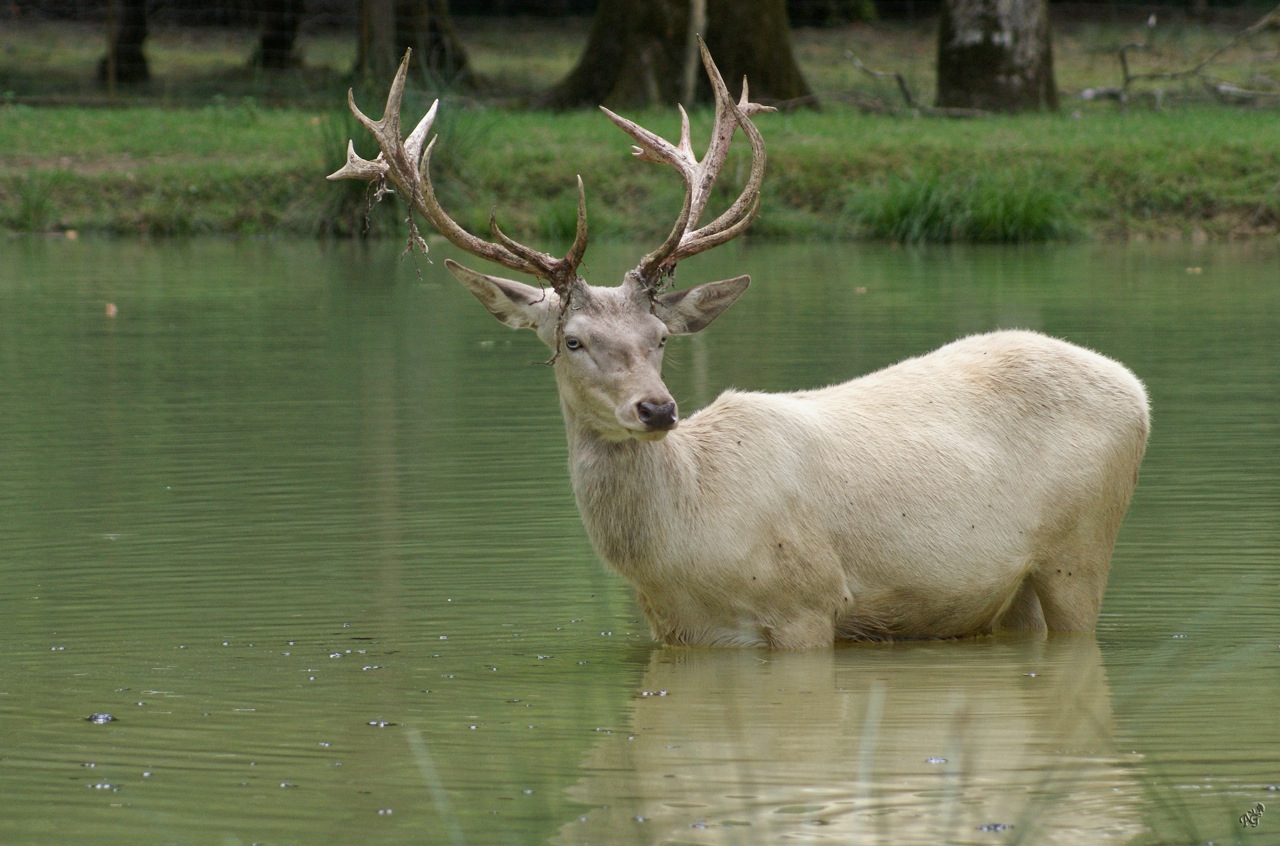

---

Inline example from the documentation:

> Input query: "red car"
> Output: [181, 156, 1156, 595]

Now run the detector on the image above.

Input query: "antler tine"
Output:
[669, 83, 772, 261]
[564, 175, 590, 270]
[328, 49, 587, 294]
[666, 43, 774, 266]
[604, 37, 771, 291]
[600, 104, 697, 283]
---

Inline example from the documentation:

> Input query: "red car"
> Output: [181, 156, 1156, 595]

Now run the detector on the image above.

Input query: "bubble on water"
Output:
[925, 757, 947, 765]
[86, 713, 116, 724]
[976, 822, 1014, 832]
[367, 720, 396, 728]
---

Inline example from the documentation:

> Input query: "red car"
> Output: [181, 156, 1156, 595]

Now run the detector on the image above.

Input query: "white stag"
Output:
[331, 45, 1149, 649]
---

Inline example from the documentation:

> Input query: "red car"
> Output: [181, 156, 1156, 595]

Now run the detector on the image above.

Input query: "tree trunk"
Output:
[255, 0, 306, 70]
[936, 0, 1057, 113]
[540, 0, 812, 109]
[704, 0, 812, 105]
[356, 0, 470, 85]
[98, 0, 149, 87]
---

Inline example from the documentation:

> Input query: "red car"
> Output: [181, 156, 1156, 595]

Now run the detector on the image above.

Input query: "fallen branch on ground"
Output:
[846, 52, 990, 118]
[1082, 5, 1280, 106]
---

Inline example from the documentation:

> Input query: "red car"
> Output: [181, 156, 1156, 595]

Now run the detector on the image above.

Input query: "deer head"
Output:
[330, 39, 772, 443]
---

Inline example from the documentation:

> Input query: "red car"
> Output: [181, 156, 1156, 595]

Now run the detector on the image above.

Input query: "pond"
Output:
[1, 237, 1277, 845]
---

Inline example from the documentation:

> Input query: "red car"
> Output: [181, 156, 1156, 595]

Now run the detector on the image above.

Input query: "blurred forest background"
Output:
[4, 0, 1279, 108]
[4, 1, 1279, 240]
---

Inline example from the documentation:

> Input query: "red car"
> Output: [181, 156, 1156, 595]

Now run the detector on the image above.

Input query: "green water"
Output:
[1, 238, 1276, 845]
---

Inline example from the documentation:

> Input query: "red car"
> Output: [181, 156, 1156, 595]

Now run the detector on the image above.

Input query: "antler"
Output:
[602, 36, 774, 293]
[329, 49, 588, 295]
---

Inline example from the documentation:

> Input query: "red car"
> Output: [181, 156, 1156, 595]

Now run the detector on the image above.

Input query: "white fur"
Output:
[448, 261, 1149, 649]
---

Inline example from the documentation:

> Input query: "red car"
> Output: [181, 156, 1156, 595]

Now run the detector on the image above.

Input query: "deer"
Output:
[330, 43, 1150, 650]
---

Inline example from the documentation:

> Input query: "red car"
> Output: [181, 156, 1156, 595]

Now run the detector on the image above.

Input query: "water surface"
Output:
[1, 238, 1277, 845]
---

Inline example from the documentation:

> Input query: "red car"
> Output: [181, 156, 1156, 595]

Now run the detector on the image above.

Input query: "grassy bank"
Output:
[4, 102, 1278, 241]
[3, 18, 1280, 242]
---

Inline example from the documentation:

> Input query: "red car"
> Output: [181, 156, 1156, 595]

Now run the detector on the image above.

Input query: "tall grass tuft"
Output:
[8, 172, 58, 232]
[851, 167, 1081, 244]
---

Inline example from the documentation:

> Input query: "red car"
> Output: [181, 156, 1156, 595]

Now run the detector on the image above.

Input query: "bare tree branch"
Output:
[1084, 6, 1280, 106]
[846, 52, 990, 118]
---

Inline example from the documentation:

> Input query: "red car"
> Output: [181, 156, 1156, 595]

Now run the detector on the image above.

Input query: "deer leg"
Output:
[1028, 462, 1136, 633]
[761, 612, 836, 650]
[994, 576, 1047, 633]
[1028, 518, 1116, 632]
[635, 592, 679, 644]
[1030, 560, 1111, 632]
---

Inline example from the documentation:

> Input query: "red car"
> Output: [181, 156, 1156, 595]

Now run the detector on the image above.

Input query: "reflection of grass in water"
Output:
[855, 680, 887, 843]
[1104, 574, 1277, 846]
[911, 581, 1278, 846]
[407, 728, 468, 846]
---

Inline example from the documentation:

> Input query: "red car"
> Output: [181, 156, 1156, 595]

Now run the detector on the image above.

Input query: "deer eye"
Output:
[564, 336, 584, 351]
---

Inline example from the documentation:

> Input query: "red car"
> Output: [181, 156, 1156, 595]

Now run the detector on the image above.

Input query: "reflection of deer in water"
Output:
[333, 44, 1149, 649]
[557, 640, 1144, 845]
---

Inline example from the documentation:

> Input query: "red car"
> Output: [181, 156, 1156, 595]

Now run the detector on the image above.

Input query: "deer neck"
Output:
[561, 408, 695, 576]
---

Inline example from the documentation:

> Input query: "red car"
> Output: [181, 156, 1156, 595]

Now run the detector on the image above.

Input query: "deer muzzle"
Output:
[636, 399, 678, 432]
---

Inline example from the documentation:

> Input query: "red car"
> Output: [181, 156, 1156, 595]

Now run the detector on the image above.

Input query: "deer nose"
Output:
[636, 400, 678, 431]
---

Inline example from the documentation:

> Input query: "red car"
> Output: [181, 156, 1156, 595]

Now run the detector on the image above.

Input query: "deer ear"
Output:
[652, 275, 750, 335]
[445, 259, 559, 332]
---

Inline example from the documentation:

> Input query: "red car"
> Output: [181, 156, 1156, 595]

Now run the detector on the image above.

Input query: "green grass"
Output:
[3, 100, 1279, 241]
[850, 167, 1082, 244]
[2, 17, 1280, 241]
